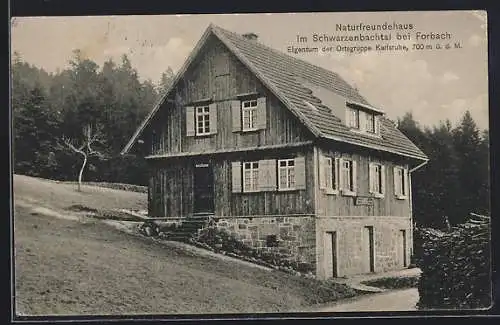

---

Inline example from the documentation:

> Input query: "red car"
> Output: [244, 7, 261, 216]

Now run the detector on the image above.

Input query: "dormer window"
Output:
[365, 112, 376, 133]
[346, 105, 381, 136]
[347, 107, 360, 129]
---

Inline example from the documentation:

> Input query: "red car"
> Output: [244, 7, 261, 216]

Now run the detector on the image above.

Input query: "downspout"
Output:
[408, 158, 428, 263]
[312, 145, 321, 278]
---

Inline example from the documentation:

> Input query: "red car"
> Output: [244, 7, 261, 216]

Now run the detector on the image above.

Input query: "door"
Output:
[399, 230, 407, 267]
[363, 226, 375, 273]
[193, 162, 215, 214]
[324, 231, 338, 278]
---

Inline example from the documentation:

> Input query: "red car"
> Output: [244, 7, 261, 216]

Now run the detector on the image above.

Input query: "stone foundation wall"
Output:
[315, 216, 412, 279]
[210, 216, 317, 270]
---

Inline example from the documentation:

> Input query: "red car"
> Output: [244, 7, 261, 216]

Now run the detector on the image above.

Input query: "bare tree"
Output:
[61, 124, 105, 191]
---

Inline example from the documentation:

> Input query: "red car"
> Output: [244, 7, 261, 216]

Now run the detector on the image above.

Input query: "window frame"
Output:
[369, 162, 385, 198]
[365, 112, 376, 134]
[324, 157, 340, 194]
[347, 107, 360, 129]
[195, 105, 211, 136]
[241, 99, 259, 132]
[242, 161, 260, 193]
[341, 158, 356, 196]
[394, 166, 408, 199]
[278, 158, 296, 191]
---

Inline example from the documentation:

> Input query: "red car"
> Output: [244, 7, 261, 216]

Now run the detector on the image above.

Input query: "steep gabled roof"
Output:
[122, 24, 428, 162]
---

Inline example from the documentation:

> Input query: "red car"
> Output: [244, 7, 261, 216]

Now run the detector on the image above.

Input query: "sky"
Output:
[11, 11, 489, 130]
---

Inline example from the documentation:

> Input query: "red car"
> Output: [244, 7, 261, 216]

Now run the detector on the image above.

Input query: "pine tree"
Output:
[452, 111, 486, 222]
[13, 85, 60, 177]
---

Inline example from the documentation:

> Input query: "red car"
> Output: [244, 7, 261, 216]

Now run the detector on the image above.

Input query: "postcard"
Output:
[11, 10, 491, 318]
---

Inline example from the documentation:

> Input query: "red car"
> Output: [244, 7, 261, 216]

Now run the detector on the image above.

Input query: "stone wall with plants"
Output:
[192, 216, 317, 276]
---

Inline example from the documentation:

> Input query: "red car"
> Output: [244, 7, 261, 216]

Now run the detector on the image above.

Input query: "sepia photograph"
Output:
[10, 10, 491, 318]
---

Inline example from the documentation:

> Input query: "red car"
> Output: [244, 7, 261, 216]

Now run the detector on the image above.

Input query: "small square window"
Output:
[266, 234, 279, 247]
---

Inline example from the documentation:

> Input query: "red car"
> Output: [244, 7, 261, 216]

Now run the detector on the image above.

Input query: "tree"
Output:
[61, 124, 106, 191]
[157, 67, 175, 96]
[13, 85, 61, 177]
[452, 111, 486, 221]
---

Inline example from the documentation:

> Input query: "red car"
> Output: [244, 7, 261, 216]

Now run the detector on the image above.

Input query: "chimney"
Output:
[242, 32, 258, 41]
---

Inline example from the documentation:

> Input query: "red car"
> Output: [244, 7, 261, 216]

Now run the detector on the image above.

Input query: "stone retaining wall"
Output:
[210, 216, 317, 270]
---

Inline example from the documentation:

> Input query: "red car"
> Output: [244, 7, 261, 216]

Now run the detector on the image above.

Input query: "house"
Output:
[121, 24, 428, 279]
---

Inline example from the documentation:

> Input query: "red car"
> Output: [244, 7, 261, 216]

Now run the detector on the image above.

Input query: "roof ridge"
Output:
[210, 24, 370, 105]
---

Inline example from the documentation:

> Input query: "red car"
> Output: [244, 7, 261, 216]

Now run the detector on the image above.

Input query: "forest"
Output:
[11, 50, 490, 228]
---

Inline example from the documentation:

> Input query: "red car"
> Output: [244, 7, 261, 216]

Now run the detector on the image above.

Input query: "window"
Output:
[347, 107, 360, 129]
[266, 235, 279, 247]
[341, 159, 356, 194]
[322, 157, 340, 193]
[242, 99, 258, 131]
[278, 159, 295, 190]
[195, 106, 210, 135]
[365, 112, 376, 133]
[369, 163, 385, 197]
[394, 166, 408, 199]
[243, 161, 259, 192]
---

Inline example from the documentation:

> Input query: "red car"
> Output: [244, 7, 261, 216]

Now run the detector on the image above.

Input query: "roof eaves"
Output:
[321, 133, 428, 161]
[347, 99, 385, 114]
[120, 25, 215, 155]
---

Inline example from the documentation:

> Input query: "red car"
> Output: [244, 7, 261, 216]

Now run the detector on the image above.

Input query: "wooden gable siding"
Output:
[147, 146, 315, 218]
[316, 146, 411, 217]
[147, 36, 311, 156]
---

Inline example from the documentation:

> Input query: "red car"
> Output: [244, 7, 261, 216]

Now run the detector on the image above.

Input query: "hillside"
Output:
[13, 175, 357, 316]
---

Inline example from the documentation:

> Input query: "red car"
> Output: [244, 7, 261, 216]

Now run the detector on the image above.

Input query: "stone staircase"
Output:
[164, 213, 212, 242]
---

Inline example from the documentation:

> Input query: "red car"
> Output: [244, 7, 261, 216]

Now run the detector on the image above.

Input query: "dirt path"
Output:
[313, 288, 419, 312]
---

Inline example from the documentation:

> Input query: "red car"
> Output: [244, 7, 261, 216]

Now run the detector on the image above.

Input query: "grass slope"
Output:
[13, 175, 356, 315]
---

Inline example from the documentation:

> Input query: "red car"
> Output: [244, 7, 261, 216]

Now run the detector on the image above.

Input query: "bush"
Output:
[362, 275, 419, 289]
[415, 215, 491, 309]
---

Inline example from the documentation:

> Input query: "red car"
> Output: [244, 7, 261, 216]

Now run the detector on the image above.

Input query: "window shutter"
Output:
[185, 106, 195, 137]
[209, 103, 218, 134]
[375, 115, 381, 135]
[393, 167, 399, 195]
[256, 97, 267, 130]
[319, 154, 326, 190]
[258, 159, 276, 191]
[352, 160, 357, 192]
[381, 165, 386, 194]
[231, 100, 241, 132]
[403, 168, 408, 196]
[339, 158, 344, 190]
[368, 163, 374, 193]
[295, 156, 306, 190]
[359, 111, 366, 132]
[334, 158, 340, 190]
[232, 161, 242, 193]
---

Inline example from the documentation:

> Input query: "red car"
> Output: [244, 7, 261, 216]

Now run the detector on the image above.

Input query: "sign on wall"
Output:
[355, 196, 374, 206]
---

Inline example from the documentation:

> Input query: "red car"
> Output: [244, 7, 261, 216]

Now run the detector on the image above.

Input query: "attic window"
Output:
[347, 106, 381, 135]
[304, 100, 318, 112]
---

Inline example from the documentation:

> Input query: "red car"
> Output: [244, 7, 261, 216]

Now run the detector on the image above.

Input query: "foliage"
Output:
[398, 112, 490, 227]
[414, 215, 491, 309]
[361, 275, 420, 290]
[12, 51, 175, 185]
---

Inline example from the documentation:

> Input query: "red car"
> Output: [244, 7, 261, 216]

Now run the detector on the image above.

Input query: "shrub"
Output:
[415, 215, 491, 309]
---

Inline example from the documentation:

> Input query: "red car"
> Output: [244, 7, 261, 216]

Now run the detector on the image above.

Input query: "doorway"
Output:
[363, 226, 375, 273]
[399, 229, 407, 267]
[325, 231, 338, 278]
[193, 162, 215, 214]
